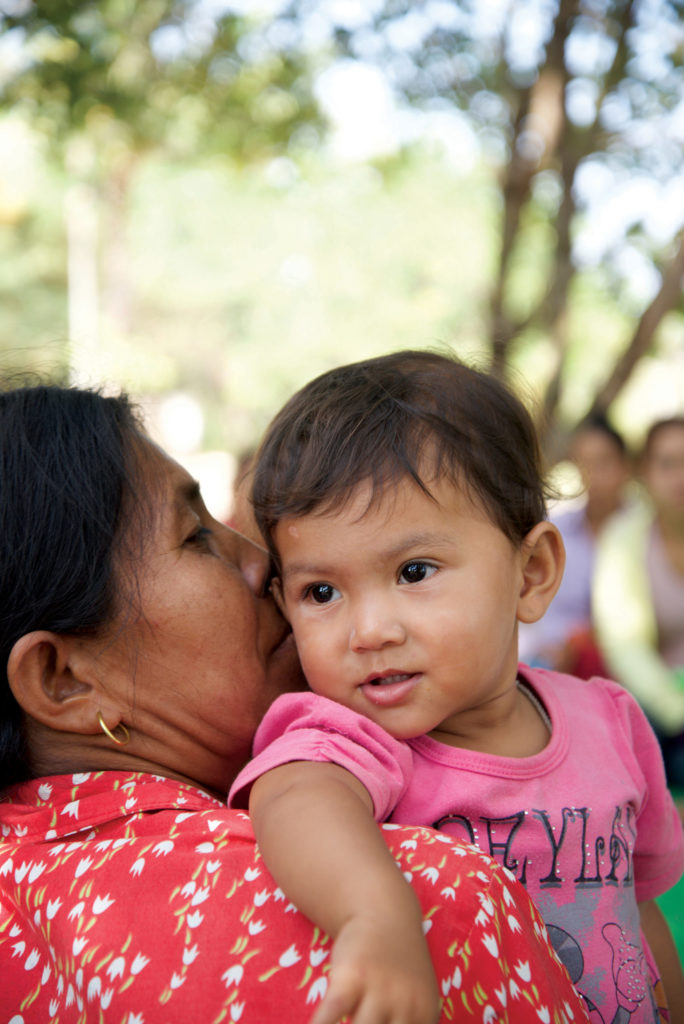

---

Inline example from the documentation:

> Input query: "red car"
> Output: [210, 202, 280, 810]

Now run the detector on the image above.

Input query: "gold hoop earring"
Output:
[97, 711, 130, 747]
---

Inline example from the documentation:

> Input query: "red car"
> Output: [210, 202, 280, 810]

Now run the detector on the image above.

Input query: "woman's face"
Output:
[96, 441, 303, 794]
[570, 428, 629, 511]
[644, 424, 684, 522]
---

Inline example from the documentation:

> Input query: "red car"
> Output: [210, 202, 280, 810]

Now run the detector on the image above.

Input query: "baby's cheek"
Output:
[299, 648, 332, 691]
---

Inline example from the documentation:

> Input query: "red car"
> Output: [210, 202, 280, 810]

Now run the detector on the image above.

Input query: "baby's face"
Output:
[273, 475, 527, 741]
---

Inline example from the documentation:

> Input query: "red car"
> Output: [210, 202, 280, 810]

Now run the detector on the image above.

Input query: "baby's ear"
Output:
[270, 577, 289, 619]
[517, 522, 565, 624]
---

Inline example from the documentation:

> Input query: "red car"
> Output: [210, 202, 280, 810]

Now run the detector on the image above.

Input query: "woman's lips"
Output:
[360, 672, 421, 707]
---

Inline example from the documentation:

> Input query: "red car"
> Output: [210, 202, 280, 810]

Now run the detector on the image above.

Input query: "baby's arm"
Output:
[638, 899, 684, 1020]
[249, 760, 440, 1024]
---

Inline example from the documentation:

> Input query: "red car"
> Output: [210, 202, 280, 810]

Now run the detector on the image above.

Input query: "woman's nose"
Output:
[225, 526, 271, 596]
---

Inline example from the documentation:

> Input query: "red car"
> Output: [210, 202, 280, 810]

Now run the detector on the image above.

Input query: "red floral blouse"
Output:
[0, 771, 589, 1023]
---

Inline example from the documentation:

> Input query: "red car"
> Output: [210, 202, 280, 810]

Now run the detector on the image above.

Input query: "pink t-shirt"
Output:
[230, 666, 684, 1023]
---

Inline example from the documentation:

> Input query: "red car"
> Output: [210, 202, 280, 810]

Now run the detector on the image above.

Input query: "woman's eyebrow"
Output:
[185, 479, 202, 502]
[178, 478, 202, 503]
[172, 477, 203, 517]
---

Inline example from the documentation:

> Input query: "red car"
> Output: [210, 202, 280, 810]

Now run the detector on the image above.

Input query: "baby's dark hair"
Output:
[252, 349, 548, 564]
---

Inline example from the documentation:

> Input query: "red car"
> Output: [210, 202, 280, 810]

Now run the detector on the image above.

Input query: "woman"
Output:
[519, 413, 632, 678]
[0, 384, 590, 1023]
[594, 416, 684, 788]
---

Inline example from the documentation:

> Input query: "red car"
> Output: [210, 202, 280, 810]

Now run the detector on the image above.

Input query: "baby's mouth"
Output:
[367, 672, 413, 686]
[360, 672, 421, 707]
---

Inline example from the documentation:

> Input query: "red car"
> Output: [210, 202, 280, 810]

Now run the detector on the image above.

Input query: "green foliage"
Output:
[4, 138, 665, 456]
[0, 148, 69, 379]
[0, 0, 321, 164]
[118, 150, 500, 451]
[294, 0, 684, 418]
[1, 0, 682, 452]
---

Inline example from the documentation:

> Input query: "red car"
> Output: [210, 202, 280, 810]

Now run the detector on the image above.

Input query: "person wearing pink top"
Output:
[230, 350, 684, 1024]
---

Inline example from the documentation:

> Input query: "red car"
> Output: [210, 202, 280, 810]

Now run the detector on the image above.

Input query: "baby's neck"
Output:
[428, 681, 550, 758]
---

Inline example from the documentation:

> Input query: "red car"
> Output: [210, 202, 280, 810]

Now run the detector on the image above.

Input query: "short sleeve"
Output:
[604, 679, 684, 900]
[228, 692, 414, 820]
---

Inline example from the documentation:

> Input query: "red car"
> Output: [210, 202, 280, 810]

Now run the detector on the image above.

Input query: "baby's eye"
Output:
[399, 561, 436, 584]
[305, 582, 340, 604]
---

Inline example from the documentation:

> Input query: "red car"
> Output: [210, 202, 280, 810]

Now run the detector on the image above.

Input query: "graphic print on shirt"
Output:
[545, 923, 667, 1024]
[433, 802, 666, 1023]
[433, 803, 636, 890]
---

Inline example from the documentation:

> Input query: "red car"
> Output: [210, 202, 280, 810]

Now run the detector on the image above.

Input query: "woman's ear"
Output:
[7, 631, 99, 734]
[517, 522, 565, 624]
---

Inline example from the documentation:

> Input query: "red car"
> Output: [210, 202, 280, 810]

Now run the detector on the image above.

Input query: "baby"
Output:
[230, 350, 684, 1024]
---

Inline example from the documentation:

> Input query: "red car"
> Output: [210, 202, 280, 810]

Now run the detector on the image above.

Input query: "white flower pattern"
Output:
[0, 771, 589, 1023]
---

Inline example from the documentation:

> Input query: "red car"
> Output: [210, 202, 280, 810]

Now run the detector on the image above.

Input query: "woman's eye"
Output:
[399, 561, 436, 584]
[305, 583, 339, 604]
[185, 526, 213, 549]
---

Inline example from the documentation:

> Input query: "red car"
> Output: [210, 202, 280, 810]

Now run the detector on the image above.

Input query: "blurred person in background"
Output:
[594, 416, 684, 791]
[519, 413, 633, 678]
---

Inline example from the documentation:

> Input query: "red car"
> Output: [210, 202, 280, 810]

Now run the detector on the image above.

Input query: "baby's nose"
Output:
[350, 602, 406, 651]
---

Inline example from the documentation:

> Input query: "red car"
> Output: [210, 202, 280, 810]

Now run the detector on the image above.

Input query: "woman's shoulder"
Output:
[0, 775, 590, 1024]
[0, 769, 224, 838]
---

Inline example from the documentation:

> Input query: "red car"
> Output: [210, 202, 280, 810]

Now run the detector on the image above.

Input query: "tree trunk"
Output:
[490, 0, 577, 376]
[101, 156, 138, 339]
[588, 230, 684, 415]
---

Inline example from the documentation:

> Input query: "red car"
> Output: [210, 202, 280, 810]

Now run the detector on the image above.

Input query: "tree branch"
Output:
[588, 230, 684, 415]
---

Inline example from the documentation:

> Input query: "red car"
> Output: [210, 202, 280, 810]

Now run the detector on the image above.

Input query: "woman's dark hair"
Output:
[0, 384, 146, 787]
[252, 349, 548, 564]
[571, 412, 627, 456]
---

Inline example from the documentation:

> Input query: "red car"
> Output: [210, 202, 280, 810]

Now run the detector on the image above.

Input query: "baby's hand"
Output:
[309, 914, 441, 1024]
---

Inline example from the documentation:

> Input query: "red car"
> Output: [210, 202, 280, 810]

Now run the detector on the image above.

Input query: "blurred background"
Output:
[0, 0, 682, 518]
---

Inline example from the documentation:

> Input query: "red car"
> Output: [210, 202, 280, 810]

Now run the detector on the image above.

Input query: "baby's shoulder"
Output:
[524, 666, 645, 737]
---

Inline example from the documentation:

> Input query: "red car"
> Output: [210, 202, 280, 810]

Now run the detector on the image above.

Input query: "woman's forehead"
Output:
[647, 426, 684, 463]
[140, 441, 196, 496]
[132, 441, 203, 542]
